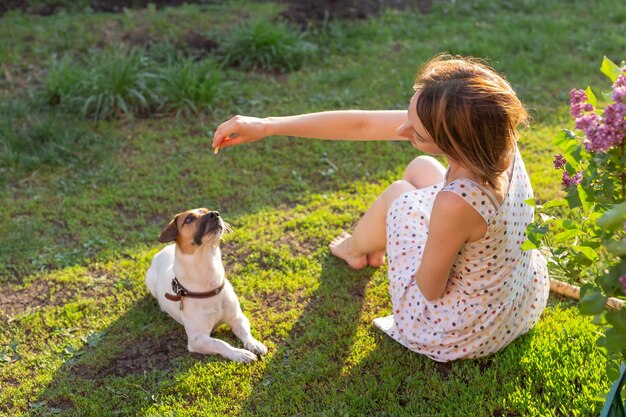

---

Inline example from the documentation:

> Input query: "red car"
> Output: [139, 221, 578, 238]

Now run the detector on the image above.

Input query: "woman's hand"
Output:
[212, 110, 408, 154]
[212, 115, 267, 153]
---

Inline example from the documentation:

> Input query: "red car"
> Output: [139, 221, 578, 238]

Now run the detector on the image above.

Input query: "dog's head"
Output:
[159, 208, 228, 253]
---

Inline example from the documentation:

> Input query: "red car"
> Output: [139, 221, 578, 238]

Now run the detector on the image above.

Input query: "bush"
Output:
[524, 56, 626, 378]
[220, 19, 316, 72]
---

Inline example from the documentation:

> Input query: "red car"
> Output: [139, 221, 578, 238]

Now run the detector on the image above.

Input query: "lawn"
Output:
[1, 0, 625, 415]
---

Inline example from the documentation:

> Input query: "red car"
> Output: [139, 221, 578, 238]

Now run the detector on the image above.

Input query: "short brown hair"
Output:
[414, 54, 529, 188]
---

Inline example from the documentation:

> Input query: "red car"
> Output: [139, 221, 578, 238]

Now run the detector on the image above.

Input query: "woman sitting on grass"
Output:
[212, 54, 550, 362]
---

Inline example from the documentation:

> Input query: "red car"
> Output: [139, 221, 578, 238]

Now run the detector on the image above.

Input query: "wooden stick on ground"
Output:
[549, 278, 625, 311]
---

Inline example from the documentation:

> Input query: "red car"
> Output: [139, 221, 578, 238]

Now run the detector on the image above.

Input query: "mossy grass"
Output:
[1, 0, 625, 415]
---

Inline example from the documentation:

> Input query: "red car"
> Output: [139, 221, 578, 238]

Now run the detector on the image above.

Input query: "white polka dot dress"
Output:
[374, 149, 549, 362]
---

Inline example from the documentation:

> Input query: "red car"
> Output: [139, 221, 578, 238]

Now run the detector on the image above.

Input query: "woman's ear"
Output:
[159, 215, 179, 243]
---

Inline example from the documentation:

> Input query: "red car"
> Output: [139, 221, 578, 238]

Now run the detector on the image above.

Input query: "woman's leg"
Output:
[402, 155, 446, 188]
[329, 180, 415, 269]
[329, 155, 446, 269]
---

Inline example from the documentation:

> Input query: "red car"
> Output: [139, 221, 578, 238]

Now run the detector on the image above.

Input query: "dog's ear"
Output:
[159, 215, 179, 243]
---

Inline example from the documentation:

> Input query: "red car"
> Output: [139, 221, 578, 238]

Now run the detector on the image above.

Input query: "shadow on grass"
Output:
[29, 253, 376, 415]
[238, 255, 378, 416]
[30, 294, 204, 415]
[25, 250, 574, 416]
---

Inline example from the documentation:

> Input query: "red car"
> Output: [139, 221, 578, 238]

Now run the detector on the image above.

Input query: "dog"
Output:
[145, 208, 267, 362]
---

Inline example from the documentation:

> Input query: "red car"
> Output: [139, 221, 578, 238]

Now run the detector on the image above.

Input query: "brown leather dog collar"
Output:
[165, 277, 225, 302]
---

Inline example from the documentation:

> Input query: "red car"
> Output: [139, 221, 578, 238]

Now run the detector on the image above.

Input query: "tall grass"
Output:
[43, 48, 157, 120]
[157, 57, 222, 118]
[43, 47, 224, 120]
[220, 19, 317, 72]
[78, 48, 158, 120]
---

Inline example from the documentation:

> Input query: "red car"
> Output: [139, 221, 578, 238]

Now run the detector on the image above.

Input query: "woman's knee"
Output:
[383, 180, 415, 206]
[403, 155, 446, 188]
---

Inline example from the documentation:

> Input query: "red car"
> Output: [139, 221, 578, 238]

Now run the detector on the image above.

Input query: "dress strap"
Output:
[467, 181, 500, 209]
[441, 179, 499, 223]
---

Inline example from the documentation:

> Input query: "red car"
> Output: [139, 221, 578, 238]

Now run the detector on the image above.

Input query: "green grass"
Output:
[1, 0, 625, 415]
[220, 18, 317, 72]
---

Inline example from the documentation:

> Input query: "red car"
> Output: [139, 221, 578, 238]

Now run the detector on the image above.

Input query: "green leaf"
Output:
[554, 229, 584, 242]
[524, 223, 548, 250]
[542, 200, 567, 209]
[604, 327, 626, 353]
[565, 186, 582, 209]
[600, 56, 621, 83]
[598, 201, 626, 230]
[524, 198, 536, 207]
[606, 361, 622, 381]
[584, 86, 597, 107]
[606, 241, 626, 256]
[573, 245, 598, 261]
[557, 219, 580, 230]
[577, 185, 593, 214]
[579, 285, 607, 315]
[592, 311, 608, 326]
[554, 129, 582, 169]
[573, 251, 594, 267]
[605, 309, 626, 334]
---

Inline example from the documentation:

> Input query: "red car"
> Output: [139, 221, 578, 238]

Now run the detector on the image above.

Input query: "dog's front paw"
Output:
[244, 339, 268, 356]
[228, 348, 258, 363]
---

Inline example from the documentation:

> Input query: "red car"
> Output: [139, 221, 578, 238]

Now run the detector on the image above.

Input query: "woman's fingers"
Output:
[212, 115, 264, 154]
[212, 117, 238, 146]
[213, 133, 238, 154]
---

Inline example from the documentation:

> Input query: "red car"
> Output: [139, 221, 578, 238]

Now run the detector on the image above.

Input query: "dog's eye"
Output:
[184, 216, 194, 224]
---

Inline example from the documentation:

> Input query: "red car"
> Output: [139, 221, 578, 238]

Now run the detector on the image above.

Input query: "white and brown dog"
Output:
[145, 208, 267, 362]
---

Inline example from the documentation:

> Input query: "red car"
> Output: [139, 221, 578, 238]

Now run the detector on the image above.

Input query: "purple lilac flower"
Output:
[574, 113, 599, 132]
[612, 67, 626, 103]
[620, 274, 626, 296]
[615, 67, 626, 88]
[561, 171, 582, 188]
[569, 68, 626, 153]
[570, 89, 594, 118]
[613, 86, 626, 103]
[581, 101, 626, 152]
[553, 154, 566, 169]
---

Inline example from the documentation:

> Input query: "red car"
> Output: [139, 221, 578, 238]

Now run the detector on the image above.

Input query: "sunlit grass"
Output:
[1, 0, 625, 415]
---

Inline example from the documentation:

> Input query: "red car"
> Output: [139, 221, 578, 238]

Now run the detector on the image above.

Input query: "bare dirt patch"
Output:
[258, 288, 310, 314]
[2, 0, 433, 22]
[0, 376, 20, 389]
[72, 329, 203, 378]
[0, 269, 115, 317]
[0, 280, 68, 316]
[280, 0, 432, 27]
[46, 398, 74, 412]
[274, 233, 320, 257]
[433, 361, 453, 380]
[184, 30, 220, 57]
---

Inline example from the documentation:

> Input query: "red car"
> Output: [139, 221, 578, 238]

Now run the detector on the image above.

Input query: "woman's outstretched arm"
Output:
[212, 110, 408, 151]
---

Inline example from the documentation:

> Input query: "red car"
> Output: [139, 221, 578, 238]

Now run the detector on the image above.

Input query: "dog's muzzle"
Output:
[194, 211, 223, 244]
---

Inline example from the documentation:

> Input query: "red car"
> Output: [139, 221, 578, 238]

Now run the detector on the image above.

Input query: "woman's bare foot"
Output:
[367, 250, 386, 268]
[329, 232, 368, 270]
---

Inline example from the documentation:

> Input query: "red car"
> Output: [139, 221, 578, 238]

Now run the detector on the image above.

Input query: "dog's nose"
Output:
[207, 211, 220, 219]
